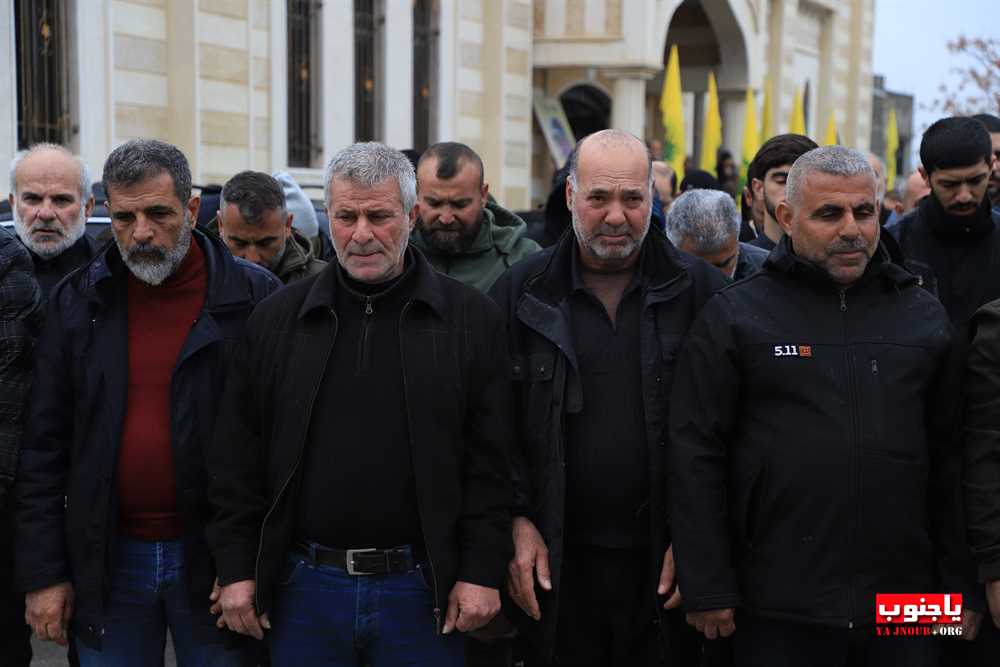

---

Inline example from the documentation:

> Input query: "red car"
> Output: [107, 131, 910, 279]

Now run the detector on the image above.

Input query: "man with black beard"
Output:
[410, 142, 540, 292]
[889, 116, 1000, 341]
[746, 134, 818, 251]
[212, 170, 326, 284]
[14, 138, 277, 665]
[8, 144, 100, 298]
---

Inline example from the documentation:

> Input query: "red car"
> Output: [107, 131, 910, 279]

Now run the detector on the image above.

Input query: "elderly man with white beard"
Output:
[8, 144, 101, 298]
[13, 138, 278, 666]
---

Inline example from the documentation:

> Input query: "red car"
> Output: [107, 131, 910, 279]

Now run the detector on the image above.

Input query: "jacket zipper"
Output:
[253, 306, 338, 610]
[841, 288, 859, 629]
[398, 300, 442, 634]
[358, 296, 374, 373]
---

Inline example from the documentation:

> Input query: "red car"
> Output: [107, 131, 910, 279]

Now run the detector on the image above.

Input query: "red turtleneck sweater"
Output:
[118, 238, 206, 541]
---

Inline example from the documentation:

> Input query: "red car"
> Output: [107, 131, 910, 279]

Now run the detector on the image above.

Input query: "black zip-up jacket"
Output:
[13, 229, 279, 648]
[0, 227, 44, 507]
[206, 247, 513, 629]
[488, 227, 725, 658]
[669, 236, 971, 627]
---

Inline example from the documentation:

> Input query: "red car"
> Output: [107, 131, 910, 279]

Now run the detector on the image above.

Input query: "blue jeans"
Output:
[76, 536, 243, 667]
[269, 547, 464, 666]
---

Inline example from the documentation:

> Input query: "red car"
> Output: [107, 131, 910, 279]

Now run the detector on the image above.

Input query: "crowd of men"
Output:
[1, 110, 1000, 667]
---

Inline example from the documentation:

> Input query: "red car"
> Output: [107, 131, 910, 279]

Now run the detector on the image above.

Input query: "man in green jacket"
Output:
[411, 142, 539, 292]
[213, 170, 326, 284]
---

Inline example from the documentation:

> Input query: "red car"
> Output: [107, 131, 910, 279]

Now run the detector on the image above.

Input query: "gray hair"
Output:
[786, 146, 877, 208]
[324, 142, 417, 213]
[567, 129, 654, 198]
[103, 138, 192, 205]
[9, 143, 92, 201]
[664, 189, 740, 253]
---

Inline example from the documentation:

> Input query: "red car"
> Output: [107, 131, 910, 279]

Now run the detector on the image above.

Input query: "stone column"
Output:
[606, 68, 659, 139]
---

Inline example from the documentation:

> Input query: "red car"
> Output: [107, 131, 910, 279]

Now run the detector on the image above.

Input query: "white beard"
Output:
[13, 206, 87, 259]
[115, 220, 193, 286]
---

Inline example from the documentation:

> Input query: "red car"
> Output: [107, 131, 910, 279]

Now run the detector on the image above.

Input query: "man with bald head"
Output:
[8, 144, 99, 297]
[491, 129, 725, 665]
[670, 146, 978, 664]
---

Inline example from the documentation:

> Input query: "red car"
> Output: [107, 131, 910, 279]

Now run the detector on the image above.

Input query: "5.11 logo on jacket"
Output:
[773, 344, 813, 358]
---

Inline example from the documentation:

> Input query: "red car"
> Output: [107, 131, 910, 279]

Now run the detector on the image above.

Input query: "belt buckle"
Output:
[346, 548, 377, 575]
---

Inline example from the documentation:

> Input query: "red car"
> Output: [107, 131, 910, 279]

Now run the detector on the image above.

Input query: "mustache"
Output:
[125, 242, 167, 262]
[593, 223, 640, 239]
[346, 242, 385, 255]
[828, 238, 870, 253]
[28, 222, 65, 237]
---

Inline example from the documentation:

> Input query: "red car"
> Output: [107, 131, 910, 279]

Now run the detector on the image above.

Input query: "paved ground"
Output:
[31, 636, 177, 666]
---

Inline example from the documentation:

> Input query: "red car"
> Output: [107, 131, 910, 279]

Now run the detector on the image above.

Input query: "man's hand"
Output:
[987, 580, 1000, 630]
[960, 608, 983, 641]
[25, 582, 75, 646]
[657, 545, 682, 609]
[686, 608, 736, 640]
[442, 582, 500, 634]
[507, 516, 551, 620]
[217, 579, 270, 640]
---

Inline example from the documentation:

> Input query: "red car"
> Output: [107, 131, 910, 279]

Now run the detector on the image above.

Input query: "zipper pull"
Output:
[434, 607, 441, 635]
[871, 359, 878, 375]
[839, 290, 847, 312]
[365, 297, 373, 316]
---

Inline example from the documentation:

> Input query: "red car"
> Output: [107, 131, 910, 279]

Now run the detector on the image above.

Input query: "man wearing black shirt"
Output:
[9, 144, 100, 298]
[490, 129, 725, 665]
[208, 142, 512, 665]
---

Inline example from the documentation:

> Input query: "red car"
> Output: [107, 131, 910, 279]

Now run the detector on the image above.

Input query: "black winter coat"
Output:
[206, 248, 513, 629]
[13, 229, 279, 648]
[669, 237, 972, 627]
[488, 227, 725, 659]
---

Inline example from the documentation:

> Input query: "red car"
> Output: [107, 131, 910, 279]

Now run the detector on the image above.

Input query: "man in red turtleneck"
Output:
[14, 139, 278, 666]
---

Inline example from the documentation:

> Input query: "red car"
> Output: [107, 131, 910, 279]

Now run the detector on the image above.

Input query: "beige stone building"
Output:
[1, 0, 873, 209]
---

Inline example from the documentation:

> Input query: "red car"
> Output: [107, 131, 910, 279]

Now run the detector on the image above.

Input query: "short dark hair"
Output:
[920, 117, 993, 175]
[221, 171, 286, 226]
[103, 138, 192, 205]
[418, 141, 484, 187]
[973, 113, 1000, 134]
[751, 134, 818, 181]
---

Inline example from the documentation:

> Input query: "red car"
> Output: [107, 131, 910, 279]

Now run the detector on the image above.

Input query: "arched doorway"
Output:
[560, 84, 612, 143]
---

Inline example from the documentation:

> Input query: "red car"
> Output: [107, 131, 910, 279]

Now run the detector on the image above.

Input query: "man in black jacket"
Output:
[889, 116, 1000, 341]
[207, 142, 512, 665]
[14, 139, 279, 666]
[670, 146, 977, 665]
[490, 129, 725, 665]
[9, 143, 101, 298]
[0, 227, 44, 666]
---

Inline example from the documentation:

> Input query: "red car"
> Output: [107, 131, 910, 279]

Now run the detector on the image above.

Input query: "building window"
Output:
[287, 0, 323, 167]
[14, 0, 72, 148]
[354, 0, 384, 142]
[412, 0, 438, 152]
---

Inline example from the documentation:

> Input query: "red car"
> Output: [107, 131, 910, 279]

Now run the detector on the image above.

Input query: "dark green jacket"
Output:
[410, 200, 540, 293]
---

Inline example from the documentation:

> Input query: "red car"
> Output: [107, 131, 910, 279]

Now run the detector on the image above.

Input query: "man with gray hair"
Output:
[491, 129, 725, 665]
[670, 145, 979, 664]
[14, 138, 279, 665]
[8, 143, 100, 297]
[208, 142, 513, 664]
[665, 189, 768, 280]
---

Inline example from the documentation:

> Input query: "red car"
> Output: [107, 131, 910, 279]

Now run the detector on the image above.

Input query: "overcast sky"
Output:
[873, 0, 1000, 169]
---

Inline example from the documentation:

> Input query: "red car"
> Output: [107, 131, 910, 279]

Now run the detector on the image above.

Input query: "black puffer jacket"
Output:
[489, 227, 725, 658]
[13, 229, 279, 648]
[669, 236, 972, 626]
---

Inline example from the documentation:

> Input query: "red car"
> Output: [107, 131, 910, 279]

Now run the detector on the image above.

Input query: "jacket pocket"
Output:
[744, 457, 770, 554]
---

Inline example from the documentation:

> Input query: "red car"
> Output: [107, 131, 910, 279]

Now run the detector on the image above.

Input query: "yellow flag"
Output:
[789, 88, 806, 136]
[699, 71, 722, 172]
[660, 45, 686, 184]
[760, 75, 774, 141]
[740, 87, 760, 192]
[824, 112, 838, 146]
[886, 107, 899, 188]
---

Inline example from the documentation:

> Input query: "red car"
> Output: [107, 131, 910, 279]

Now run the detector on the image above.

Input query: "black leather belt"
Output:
[295, 541, 418, 576]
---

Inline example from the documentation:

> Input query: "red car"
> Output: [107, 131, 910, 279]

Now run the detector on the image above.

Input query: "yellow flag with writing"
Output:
[660, 45, 686, 184]
[699, 71, 722, 172]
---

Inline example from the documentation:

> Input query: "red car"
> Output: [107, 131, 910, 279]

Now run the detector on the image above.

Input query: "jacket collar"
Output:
[298, 245, 448, 320]
[526, 224, 689, 305]
[764, 233, 917, 291]
[81, 227, 258, 310]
